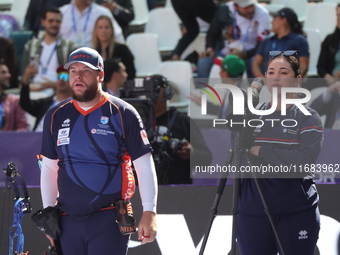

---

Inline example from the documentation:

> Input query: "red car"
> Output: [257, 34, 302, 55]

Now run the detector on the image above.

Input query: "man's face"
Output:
[235, 4, 255, 19]
[41, 12, 62, 37]
[0, 64, 11, 89]
[69, 62, 103, 102]
[75, 0, 92, 6]
[115, 63, 128, 88]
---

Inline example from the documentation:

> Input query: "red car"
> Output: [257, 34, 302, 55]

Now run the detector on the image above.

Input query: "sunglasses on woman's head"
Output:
[269, 50, 298, 59]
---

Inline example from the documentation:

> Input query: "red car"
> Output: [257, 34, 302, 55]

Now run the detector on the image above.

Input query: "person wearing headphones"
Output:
[146, 74, 212, 185]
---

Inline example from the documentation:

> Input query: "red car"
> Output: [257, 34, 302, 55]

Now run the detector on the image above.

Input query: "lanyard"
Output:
[40, 38, 60, 72]
[233, 10, 252, 43]
[71, 4, 92, 32]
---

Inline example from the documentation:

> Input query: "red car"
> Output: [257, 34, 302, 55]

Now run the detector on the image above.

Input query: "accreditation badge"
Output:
[74, 32, 86, 46]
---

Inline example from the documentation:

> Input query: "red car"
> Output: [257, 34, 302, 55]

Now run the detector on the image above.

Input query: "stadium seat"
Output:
[9, 30, 33, 74]
[130, 0, 149, 26]
[157, 60, 193, 113]
[126, 33, 162, 77]
[303, 3, 337, 41]
[180, 33, 206, 61]
[144, 8, 182, 52]
[304, 28, 322, 77]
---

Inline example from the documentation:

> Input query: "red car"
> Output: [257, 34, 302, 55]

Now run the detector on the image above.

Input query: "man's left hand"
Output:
[138, 211, 157, 245]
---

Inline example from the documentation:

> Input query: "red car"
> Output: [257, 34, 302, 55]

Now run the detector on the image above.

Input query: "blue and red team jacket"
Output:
[238, 102, 324, 216]
[41, 93, 152, 217]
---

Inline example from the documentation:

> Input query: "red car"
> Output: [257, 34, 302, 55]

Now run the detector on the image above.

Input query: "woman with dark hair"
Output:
[92, 15, 136, 80]
[317, 4, 340, 86]
[237, 51, 323, 255]
[252, 8, 309, 78]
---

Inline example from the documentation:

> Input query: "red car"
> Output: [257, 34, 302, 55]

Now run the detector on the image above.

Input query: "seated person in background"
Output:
[197, 23, 243, 77]
[22, 7, 77, 95]
[197, 0, 271, 78]
[147, 74, 212, 184]
[24, 0, 71, 37]
[0, 36, 19, 89]
[189, 54, 247, 118]
[96, 0, 135, 39]
[20, 65, 71, 131]
[59, 0, 124, 47]
[102, 58, 127, 97]
[252, 8, 309, 78]
[0, 62, 28, 131]
[317, 4, 340, 88]
[310, 81, 340, 129]
[92, 15, 136, 80]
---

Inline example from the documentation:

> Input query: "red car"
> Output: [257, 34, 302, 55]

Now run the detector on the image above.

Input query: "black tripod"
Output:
[199, 131, 287, 255]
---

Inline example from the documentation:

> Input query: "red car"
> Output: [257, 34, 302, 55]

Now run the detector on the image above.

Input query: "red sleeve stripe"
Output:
[300, 126, 323, 131]
[255, 137, 299, 142]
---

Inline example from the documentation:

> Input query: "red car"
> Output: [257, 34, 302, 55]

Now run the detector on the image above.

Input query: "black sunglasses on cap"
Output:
[269, 50, 298, 59]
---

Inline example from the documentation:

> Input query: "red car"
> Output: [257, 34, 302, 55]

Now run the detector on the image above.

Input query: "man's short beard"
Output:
[72, 86, 98, 102]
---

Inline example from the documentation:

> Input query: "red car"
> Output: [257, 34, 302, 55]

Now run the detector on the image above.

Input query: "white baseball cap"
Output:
[233, 0, 257, 8]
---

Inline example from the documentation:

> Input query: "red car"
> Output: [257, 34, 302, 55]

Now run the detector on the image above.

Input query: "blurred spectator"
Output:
[0, 36, 19, 89]
[22, 7, 77, 95]
[252, 8, 309, 78]
[197, 0, 271, 78]
[310, 82, 340, 129]
[96, 0, 134, 39]
[24, 0, 71, 38]
[0, 61, 28, 131]
[170, 0, 217, 60]
[92, 15, 135, 80]
[20, 65, 71, 131]
[102, 58, 127, 97]
[317, 4, 340, 87]
[59, 0, 124, 47]
[188, 54, 248, 118]
[147, 74, 212, 184]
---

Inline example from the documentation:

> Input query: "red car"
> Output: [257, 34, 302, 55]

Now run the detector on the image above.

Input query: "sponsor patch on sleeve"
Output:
[140, 130, 149, 145]
[57, 137, 70, 146]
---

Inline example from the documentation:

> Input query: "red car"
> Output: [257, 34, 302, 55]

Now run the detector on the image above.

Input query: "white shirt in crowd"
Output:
[59, 1, 124, 47]
[227, 1, 271, 51]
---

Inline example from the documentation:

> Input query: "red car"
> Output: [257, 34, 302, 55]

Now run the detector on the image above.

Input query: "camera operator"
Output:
[147, 74, 212, 185]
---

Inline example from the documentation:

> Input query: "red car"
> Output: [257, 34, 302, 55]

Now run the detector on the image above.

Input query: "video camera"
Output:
[122, 78, 156, 140]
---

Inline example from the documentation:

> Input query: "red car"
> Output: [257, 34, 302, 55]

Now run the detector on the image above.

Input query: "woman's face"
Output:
[95, 18, 113, 42]
[271, 16, 285, 33]
[266, 57, 300, 98]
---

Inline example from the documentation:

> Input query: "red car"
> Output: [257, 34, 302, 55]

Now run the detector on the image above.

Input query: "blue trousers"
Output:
[197, 55, 255, 78]
[60, 209, 130, 255]
[236, 207, 320, 255]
